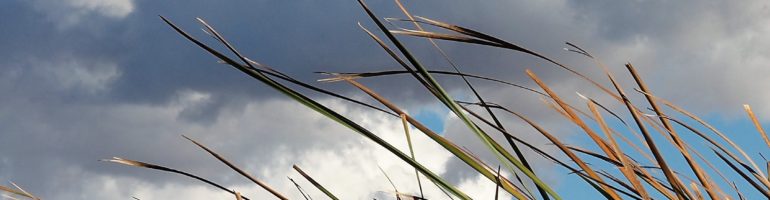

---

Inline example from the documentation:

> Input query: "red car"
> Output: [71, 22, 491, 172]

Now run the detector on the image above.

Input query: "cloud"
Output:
[30, 0, 134, 27]
[3, 0, 770, 199]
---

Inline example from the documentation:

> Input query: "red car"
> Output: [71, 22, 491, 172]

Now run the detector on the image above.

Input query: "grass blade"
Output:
[293, 165, 338, 200]
[399, 114, 424, 199]
[161, 16, 470, 199]
[102, 157, 250, 200]
[182, 135, 288, 200]
[744, 104, 770, 148]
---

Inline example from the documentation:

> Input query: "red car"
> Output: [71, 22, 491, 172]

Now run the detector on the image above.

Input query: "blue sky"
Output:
[1, 0, 770, 199]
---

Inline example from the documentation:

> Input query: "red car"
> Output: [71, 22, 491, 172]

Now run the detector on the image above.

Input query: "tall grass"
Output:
[4, 1, 764, 200]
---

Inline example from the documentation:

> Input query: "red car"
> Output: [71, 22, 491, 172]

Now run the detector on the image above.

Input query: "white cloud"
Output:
[30, 0, 134, 27]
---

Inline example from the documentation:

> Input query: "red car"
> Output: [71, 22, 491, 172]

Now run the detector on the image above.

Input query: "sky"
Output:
[2, 0, 770, 199]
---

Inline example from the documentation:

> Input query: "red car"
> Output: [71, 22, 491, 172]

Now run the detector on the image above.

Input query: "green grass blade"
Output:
[160, 16, 471, 200]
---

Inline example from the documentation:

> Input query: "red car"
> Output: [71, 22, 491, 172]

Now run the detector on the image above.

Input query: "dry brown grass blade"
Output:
[744, 104, 770, 148]
[182, 135, 288, 200]
[638, 89, 768, 181]
[626, 62, 719, 200]
[525, 71, 617, 161]
[102, 157, 249, 200]
[588, 101, 651, 200]
[7, 182, 37, 200]
[460, 105, 645, 200]
[525, 69, 621, 200]
[235, 192, 243, 200]
[0, 185, 36, 200]
[465, 99, 675, 198]
[690, 182, 704, 200]
[598, 71, 690, 200]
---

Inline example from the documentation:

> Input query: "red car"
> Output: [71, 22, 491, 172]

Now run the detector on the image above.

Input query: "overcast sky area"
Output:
[2, 0, 770, 199]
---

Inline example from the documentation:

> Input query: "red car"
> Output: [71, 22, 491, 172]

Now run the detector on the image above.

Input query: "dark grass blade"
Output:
[102, 157, 250, 200]
[388, 17, 623, 102]
[182, 135, 288, 200]
[161, 16, 470, 199]
[713, 149, 770, 198]
[288, 177, 312, 200]
[390, 2, 544, 197]
[458, 104, 622, 200]
[293, 165, 339, 200]
[318, 69, 547, 97]
[625, 63, 719, 200]
[356, 1, 560, 198]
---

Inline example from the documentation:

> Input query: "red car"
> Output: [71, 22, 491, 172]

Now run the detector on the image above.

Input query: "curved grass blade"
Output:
[102, 157, 250, 200]
[182, 135, 288, 200]
[288, 177, 311, 200]
[625, 63, 719, 200]
[161, 16, 470, 199]
[357, 2, 560, 198]
[392, 1, 544, 197]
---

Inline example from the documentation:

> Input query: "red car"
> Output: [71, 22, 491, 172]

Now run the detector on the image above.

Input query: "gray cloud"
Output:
[3, 0, 770, 199]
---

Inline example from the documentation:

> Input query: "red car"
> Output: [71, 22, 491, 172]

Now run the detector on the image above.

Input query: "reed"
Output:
[73, 1, 770, 199]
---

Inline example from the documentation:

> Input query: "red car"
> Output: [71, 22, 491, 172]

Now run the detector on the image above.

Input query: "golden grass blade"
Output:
[3, 194, 22, 200]
[462, 104, 646, 199]
[525, 70, 621, 200]
[744, 104, 770, 148]
[293, 165, 339, 200]
[588, 101, 651, 200]
[598, 71, 691, 200]
[625, 62, 719, 200]
[0, 185, 35, 199]
[690, 182, 704, 200]
[235, 192, 243, 200]
[181, 135, 288, 200]
[102, 157, 250, 200]
[638, 89, 768, 181]
[7, 182, 36, 200]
